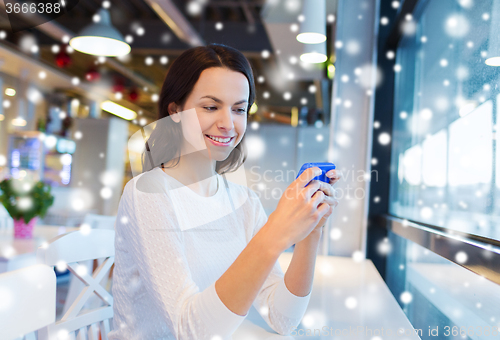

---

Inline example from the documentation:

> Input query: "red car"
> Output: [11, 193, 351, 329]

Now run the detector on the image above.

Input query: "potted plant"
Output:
[0, 178, 54, 239]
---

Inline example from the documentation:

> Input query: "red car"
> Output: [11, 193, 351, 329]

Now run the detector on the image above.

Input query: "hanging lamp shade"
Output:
[69, 9, 130, 57]
[485, 0, 500, 66]
[296, 0, 326, 44]
[300, 41, 327, 63]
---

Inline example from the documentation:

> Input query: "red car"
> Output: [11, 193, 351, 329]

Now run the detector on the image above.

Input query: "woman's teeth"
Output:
[207, 135, 232, 143]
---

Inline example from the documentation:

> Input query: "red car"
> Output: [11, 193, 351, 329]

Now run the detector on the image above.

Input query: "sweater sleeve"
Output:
[247, 189, 312, 336]
[116, 177, 247, 340]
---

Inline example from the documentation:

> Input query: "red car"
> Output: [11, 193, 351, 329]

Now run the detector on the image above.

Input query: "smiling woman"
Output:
[110, 43, 338, 340]
[141, 44, 255, 178]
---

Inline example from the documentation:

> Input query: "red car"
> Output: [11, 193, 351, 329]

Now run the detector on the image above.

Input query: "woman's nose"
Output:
[218, 107, 235, 130]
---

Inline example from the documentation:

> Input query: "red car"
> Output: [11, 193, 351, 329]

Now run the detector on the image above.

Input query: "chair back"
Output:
[61, 214, 116, 317]
[82, 214, 116, 230]
[0, 203, 14, 230]
[0, 264, 56, 340]
[36, 229, 115, 340]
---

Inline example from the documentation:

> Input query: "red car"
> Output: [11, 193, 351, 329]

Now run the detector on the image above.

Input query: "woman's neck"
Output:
[161, 149, 218, 197]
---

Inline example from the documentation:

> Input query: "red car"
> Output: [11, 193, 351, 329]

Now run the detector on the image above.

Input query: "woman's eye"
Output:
[204, 106, 217, 111]
[236, 108, 247, 114]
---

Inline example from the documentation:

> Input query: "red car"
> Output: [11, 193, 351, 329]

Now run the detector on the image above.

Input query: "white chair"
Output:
[61, 214, 117, 316]
[0, 203, 14, 230]
[36, 229, 115, 340]
[0, 264, 57, 340]
[82, 214, 116, 230]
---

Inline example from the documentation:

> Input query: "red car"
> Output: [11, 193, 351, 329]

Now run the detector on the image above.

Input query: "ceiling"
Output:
[0, 0, 337, 125]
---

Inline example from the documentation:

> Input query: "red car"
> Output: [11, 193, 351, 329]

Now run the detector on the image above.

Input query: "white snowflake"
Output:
[400, 291, 413, 304]
[345, 40, 361, 55]
[445, 14, 470, 38]
[352, 251, 364, 262]
[378, 132, 391, 145]
[420, 206, 433, 219]
[187, 1, 203, 16]
[100, 187, 112, 199]
[345, 297, 358, 309]
[420, 108, 433, 120]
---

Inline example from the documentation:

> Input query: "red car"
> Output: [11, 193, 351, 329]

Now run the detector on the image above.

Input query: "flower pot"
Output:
[13, 217, 38, 239]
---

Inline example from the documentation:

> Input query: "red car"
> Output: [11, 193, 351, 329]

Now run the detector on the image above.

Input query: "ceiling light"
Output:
[485, 0, 500, 66]
[101, 101, 137, 120]
[5, 88, 16, 96]
[12, 117, 27, 126]
[69, 9, 130, 57]
[250, 103, 258, 114]
[296, 0, 326, 44]
[300, 42, 328, 63]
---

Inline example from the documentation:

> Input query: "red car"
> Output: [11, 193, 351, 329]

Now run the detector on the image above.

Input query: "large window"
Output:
[390, 0, 500, 241]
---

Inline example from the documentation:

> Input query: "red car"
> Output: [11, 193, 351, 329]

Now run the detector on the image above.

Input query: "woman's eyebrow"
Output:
[200, 95, 248, 105]
[201, 95, 222, 103]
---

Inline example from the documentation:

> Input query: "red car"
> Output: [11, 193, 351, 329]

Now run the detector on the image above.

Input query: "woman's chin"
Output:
[204, 145, 235, 161]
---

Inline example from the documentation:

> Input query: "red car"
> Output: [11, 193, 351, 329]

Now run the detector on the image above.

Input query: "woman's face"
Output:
[175, 67, 249, 161]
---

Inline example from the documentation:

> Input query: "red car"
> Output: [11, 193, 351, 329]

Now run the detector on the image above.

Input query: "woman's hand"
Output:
[265, 167, 333, 252]
[309, 169, 341, 235]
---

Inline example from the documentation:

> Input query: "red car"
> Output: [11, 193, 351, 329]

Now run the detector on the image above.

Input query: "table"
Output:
[0, 225, 80, 273]
[233, 253, 421, 339]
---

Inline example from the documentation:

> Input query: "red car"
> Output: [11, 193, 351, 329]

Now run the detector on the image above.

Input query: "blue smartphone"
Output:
[296, 162, 336, 187]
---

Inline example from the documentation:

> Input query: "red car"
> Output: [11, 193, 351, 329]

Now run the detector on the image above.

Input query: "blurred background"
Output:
[1, 0, 500, 336]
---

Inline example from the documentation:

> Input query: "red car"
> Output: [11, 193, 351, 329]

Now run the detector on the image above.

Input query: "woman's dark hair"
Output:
[141, 43, 255, 175]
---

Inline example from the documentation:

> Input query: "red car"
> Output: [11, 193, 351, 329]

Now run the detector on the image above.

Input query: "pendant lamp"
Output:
[300, 41, 327, 63]
[296, 0, 326, 44]
[69, 8, 130, 57]
[485, 0, 500, 66]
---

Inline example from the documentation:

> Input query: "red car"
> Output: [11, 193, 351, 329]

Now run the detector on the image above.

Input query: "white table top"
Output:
[0, 225, 80, 272]
[233, 253, 421, 339]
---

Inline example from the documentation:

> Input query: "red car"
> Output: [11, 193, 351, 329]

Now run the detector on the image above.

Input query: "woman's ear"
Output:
[168, 102, 180, 123]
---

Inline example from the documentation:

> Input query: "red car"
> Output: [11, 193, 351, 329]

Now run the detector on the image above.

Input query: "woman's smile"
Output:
[205, 134, 236, 146]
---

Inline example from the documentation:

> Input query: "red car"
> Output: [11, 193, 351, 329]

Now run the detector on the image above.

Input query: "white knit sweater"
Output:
[107, 167, 311, 340]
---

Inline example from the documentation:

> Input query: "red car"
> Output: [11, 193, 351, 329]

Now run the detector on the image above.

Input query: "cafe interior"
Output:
[0, 0, 499, 339]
